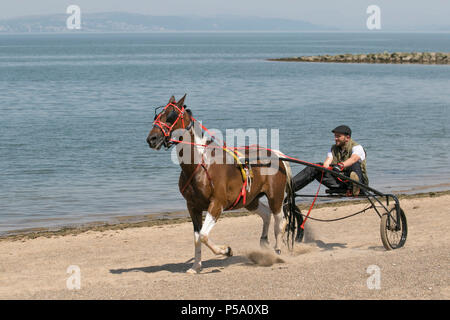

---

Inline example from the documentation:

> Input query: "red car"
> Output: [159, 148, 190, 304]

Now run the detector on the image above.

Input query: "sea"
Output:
[0, 32, 449, 235]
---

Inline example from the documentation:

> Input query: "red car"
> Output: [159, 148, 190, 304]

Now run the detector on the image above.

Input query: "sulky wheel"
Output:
[380, 206, 407, 250]
[294, 206, 304, 244]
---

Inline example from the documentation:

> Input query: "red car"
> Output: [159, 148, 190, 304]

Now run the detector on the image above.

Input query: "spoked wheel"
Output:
[380, 207, 407, 250]
[294, 206, 304, 243]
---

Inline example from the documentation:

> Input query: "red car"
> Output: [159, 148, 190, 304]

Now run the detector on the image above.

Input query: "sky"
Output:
[1, 0, 449, 30]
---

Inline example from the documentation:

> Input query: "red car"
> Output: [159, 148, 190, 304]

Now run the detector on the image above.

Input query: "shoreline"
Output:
[1, 189, 449, 242]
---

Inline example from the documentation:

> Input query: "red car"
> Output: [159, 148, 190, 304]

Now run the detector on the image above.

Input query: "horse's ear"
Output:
[185, 108, 192, 116]
[168, 96, 176, 104]
[177, 94, 186, 107]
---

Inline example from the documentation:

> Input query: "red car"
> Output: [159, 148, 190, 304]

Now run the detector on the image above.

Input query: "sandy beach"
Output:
[0, 192, 448, 300]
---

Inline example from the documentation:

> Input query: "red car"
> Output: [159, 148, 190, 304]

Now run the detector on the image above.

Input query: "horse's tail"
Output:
[272, 149, 303, 249]
[283, 159, 293, 196]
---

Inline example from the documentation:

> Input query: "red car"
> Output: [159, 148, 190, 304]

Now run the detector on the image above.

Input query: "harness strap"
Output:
[201, 162, 214, 190]
[169, 115, 250, 209]
[188, 116, 250, 182]
[223, 147, 248, 182]
[227, 179, 248, 211]
[180, 155, 214, 196]
[180, 161, 203, 195]
[154, 104, 255, 209]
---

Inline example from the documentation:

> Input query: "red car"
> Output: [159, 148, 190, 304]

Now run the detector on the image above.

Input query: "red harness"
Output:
[153, 102, 215, 198]
[226, 179, 248, 210]
[153, 102, 325, 227]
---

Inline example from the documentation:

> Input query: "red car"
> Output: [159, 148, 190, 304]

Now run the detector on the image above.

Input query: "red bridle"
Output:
[152, 102, 187, 137]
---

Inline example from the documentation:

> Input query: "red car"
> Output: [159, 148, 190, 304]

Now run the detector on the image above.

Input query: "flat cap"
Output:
[332, 125, 352, 136]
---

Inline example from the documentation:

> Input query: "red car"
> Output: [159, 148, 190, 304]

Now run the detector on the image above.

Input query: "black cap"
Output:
[332, 125, 351, 137]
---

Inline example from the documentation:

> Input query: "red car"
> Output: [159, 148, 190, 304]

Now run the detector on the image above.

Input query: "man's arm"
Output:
[323, 156, 333, 168]
[341, 145, 365, 169]
[329, 153, 360, 171]
[341, 153, 361, 169]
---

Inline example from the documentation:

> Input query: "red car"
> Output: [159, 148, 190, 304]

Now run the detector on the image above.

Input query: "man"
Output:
[292, 125, 368, 196]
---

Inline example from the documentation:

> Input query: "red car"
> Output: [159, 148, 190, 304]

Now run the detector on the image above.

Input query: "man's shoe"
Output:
[350, 172, 360, 197]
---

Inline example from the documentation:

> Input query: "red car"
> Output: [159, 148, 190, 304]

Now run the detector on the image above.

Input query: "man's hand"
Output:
[331, 162, 345, 172]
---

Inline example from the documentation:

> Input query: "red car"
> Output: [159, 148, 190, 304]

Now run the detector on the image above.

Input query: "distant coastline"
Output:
[0, 12, 329, 33]
[269, 52, 450, 64]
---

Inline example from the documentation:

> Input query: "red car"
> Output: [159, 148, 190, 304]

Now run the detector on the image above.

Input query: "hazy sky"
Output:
[1, 0, 449, 29]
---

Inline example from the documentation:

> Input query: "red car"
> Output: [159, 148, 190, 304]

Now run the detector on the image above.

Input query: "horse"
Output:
[146, 94, 294, 274]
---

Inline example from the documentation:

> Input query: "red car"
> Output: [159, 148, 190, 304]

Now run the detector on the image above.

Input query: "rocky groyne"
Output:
[268, 52, 450, 64]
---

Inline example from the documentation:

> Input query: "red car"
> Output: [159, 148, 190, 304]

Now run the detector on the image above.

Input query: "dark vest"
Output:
[331, 139, 368, 185]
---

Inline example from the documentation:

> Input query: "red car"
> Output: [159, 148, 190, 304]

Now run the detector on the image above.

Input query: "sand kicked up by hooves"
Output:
[246, 250, 285, 266]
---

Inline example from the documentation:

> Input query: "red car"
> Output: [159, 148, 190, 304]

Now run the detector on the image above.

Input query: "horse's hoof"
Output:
[275, 249, 281, 255]
[226, 246, 233, 257]
[186, 267, 201, 274]
[260, 238, 270, 249]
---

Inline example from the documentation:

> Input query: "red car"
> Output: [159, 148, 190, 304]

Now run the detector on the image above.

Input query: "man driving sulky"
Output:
[292, 125, 368, 197]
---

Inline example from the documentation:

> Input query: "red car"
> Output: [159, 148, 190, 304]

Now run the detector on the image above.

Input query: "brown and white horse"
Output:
[147, 95, 293, 274]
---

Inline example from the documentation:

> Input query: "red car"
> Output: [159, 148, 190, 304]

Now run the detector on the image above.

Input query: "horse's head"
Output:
[147, 94, 193, 150]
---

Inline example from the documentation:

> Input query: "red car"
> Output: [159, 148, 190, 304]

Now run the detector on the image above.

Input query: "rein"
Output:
[153, 102, 326, 225]
[153, 103, 248, 200]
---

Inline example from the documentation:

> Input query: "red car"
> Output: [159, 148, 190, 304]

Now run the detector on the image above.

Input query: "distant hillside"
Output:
[0, 12, 332, 33]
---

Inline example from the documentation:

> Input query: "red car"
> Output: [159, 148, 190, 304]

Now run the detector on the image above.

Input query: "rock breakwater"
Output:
[268, 52, 450, 64]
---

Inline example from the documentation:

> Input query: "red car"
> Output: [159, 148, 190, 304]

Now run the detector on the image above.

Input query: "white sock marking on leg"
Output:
[200, 212, 216, 239]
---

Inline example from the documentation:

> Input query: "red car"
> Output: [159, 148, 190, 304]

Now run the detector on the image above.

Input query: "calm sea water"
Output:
[0, 32, 449, 234]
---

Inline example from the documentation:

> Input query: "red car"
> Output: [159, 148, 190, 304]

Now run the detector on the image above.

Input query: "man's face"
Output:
[334, 133, 350, 147]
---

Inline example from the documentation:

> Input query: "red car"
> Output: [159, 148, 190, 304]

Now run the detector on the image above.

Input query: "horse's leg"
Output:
[273, 211, 285, 255]
[187, 206, 203, 274]
[268, 195, 286, 255]
[199, 202, 233, 257]
[246, 199, 271, 248]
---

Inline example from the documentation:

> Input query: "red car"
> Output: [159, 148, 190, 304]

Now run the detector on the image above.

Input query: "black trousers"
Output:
[292, 162, 365, 192]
